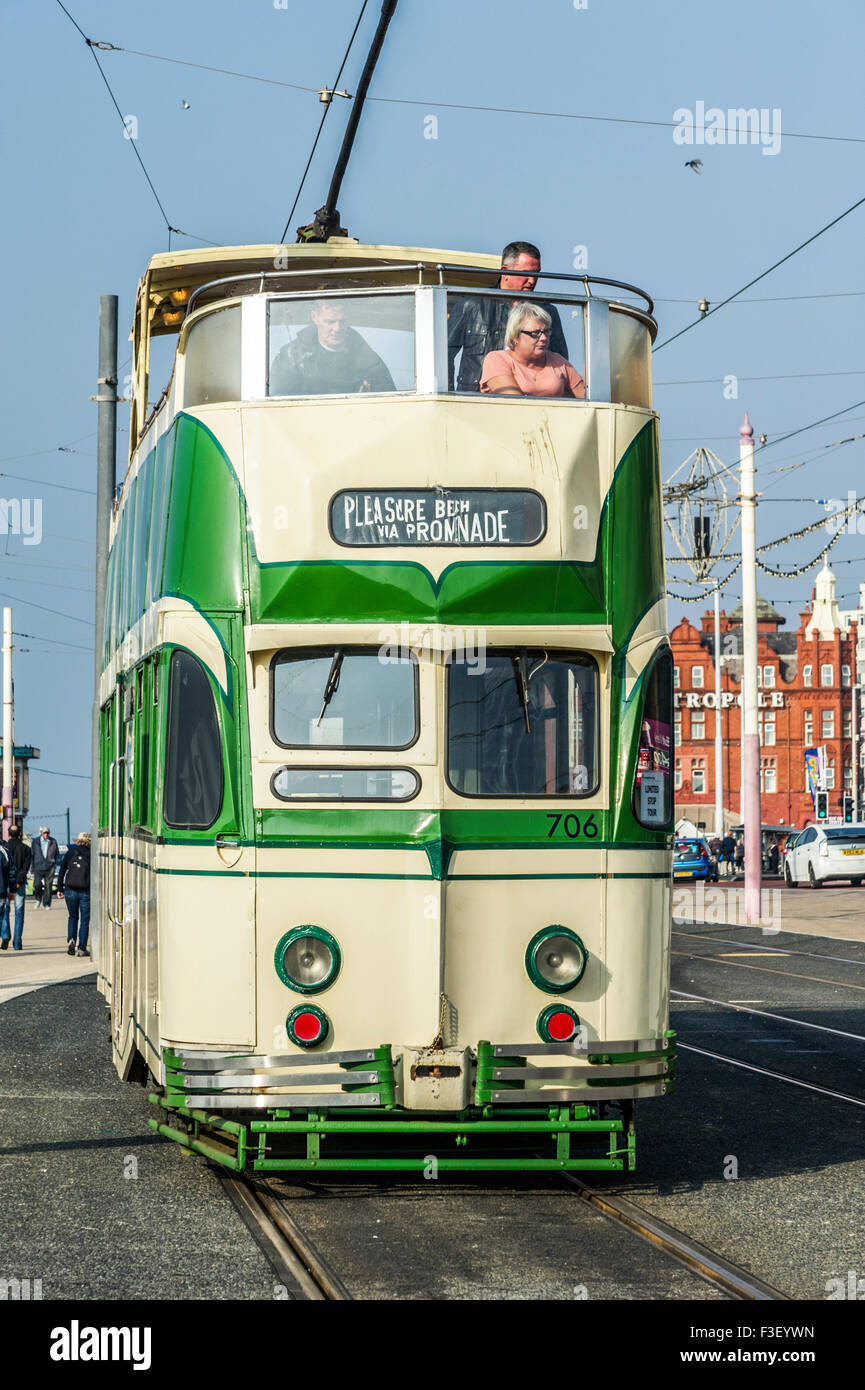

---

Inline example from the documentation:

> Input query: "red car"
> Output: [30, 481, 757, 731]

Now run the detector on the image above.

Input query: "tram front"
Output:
[152, 243, 674, 1171]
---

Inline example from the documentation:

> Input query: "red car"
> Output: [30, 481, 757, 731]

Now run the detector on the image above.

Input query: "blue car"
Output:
[673, 837, 718, 882]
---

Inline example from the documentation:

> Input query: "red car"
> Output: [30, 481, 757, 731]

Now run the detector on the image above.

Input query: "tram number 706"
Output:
[546, 813, 598, 840]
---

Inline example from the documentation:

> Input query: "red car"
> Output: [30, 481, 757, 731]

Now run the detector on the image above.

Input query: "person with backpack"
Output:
[56, 831, 91, 958]
[0, 824, 31, 950]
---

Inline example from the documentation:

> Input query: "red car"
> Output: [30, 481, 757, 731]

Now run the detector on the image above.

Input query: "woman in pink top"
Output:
[480, 303, 585, 398]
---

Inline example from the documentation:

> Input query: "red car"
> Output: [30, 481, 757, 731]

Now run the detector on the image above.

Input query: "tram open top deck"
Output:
[129, 240, 656, 451]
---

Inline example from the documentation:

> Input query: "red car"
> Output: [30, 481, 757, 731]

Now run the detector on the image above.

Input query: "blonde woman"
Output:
[480, 303, 585, 398]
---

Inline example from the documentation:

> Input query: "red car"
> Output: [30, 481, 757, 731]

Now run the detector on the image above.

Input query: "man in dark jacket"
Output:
[31, 826, 58, 909]
[0, 824, 30, 950]
[448, 240, 570, 392]
[0, 832, 17, 950]
[56, 832, 91, 958]
[270, 300, 395, 396]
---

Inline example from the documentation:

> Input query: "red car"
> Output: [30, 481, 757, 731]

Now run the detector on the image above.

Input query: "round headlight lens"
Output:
[525, 927, 587, 994]
[275, 926, 341, 994]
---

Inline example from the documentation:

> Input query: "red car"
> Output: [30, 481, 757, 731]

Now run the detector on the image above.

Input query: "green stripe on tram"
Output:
[107, 411, 662, 645]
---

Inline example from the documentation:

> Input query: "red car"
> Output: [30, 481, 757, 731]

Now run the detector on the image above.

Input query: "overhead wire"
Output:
[89, 40, 865, 146]
[54, 3, 217, 248]
[653, 192, 865, 352]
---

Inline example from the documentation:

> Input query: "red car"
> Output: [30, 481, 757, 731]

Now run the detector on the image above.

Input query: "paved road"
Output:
[1, 894, 862, 1301]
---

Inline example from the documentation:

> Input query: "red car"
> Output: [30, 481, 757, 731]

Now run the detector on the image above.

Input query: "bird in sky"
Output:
[181, 100, 190, 110]
[684, 159, 703, 174]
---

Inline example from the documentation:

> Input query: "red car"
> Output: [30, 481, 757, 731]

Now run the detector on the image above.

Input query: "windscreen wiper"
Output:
[511, 650, 531, 733]
[317, 648, 345, 726]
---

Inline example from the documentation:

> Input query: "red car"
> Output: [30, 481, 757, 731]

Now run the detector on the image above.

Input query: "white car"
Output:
[785, 824, 865, 888]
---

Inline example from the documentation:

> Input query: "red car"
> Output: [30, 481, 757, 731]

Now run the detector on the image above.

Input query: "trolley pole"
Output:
[2, 607, 12, 841]
[92, 295, 118, 950]
[739, 414, 762, 923]
[713, 586, 724, 837]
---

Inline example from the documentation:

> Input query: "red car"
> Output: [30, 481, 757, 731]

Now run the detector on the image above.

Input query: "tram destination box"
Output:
[329, 487, 546, 546]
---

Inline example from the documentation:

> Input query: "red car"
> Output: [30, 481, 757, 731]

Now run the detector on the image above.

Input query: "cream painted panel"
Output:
[198, 398, 656, 575]
[449, 847, 606, 878]
[603, 876, 671, 1039]
[443, 877, 606, 1045]
[256, 877, 440, 1052]
[158, 850, 256, 1046]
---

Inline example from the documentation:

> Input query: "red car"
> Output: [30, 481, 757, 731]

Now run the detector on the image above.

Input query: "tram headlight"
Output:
[525, 926, 587, 994]
[275, 926, 341, 994]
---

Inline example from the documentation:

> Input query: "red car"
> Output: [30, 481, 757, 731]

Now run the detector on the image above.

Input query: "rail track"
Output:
[224, 1175, 352, 1301]
[560, 1175, 788, 1300]
[224, 1162, 791, 1301]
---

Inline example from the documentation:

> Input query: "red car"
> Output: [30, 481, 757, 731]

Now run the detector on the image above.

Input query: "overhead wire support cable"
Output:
[88, 41, 865, 147]
[54, 3, 215, 249]
[654, 193, 865, 352]
[279, 0, 371, 243]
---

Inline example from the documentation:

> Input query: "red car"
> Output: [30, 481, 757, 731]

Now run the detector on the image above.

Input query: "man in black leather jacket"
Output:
[270, 300, 395, 396]
[448, 240, 569, 392]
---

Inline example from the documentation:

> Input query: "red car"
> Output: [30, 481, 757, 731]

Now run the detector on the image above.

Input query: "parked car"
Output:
[673, 837, 719, 882]
[784, 824, 865, 888]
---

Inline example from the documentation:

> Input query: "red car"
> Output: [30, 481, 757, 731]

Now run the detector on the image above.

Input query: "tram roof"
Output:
[141, 241, 501, 318]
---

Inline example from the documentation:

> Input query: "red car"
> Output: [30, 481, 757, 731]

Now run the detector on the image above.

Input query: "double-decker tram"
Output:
[97, 238, 675, 1172]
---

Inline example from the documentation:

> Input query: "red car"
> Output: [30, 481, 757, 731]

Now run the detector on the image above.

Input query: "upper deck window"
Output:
[183, 305, 241, 407]
[271, 647, 418, 748]
[448, 292, 586, 398]
[267, 294, 415, 397]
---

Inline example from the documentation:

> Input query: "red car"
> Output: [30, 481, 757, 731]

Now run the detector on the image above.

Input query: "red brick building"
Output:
[671, 565, 858, 828]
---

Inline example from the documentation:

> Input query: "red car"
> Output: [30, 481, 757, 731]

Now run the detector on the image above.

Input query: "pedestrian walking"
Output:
[31, 826, 59, 909]
[734, 835, 745, 874]
[0, 825, 31, 950]
[768, 839, 780, 875]
[0, 834, 18, 950]
[56, 831, 91, 957]
[720, 832, 735, 878]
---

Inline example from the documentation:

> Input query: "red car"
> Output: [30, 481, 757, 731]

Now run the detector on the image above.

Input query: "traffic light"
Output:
[815, 790, 829, 820]
[843, 794, 854, 824]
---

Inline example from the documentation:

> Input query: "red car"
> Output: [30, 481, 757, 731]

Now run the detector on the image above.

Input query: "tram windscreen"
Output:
[447, 651, 598, 796]
[267, 295, 415, 396]
[271, 650, 417, 748]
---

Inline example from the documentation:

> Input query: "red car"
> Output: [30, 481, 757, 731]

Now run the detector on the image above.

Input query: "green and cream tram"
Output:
[97, 240, 674, 1172]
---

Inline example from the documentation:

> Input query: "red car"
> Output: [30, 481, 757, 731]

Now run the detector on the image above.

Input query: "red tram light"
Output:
[537, 1004, 581, 1044]
[286, 1005, 330, 1049]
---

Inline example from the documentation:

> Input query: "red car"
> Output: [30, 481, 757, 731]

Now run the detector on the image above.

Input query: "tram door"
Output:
[106, 683, 133, 1067]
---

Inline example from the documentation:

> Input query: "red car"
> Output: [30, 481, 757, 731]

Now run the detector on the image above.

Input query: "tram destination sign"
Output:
[330, 488, 546, 547]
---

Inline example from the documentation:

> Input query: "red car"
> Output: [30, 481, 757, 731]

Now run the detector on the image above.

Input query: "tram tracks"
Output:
[224, 1175, 352, 1301]
[229, 1162, 790, 1301]
[560, 1175, 787, 1300]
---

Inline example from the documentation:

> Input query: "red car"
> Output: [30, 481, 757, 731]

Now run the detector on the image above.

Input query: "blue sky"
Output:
[1, 0, 863, 831]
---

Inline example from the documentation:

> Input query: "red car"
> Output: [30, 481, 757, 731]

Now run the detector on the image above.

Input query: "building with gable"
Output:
[670, 565, 858, 828]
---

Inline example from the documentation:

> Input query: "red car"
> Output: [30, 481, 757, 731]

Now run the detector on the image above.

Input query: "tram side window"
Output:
[271, 649, 418, 749]
[633, 649, 673, 828]
[267, 295, 415, 397]
[609, 310, 652, 408]
[164, 650, 224, 828]
[183, 306, 242, 407]
[448, 651, 598, 797]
